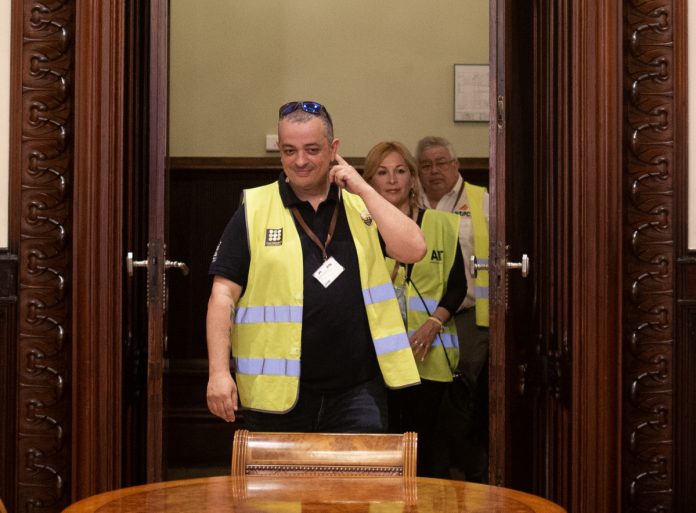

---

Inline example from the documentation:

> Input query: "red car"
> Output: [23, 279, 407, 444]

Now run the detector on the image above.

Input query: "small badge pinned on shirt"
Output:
[313, 256, 344, 288]
[360, 210, 373, 225]
[265, 228, 283, 246]
[454, 203, 471, 217]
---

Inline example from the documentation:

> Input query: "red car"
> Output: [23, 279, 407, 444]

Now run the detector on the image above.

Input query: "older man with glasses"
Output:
[205, 101, 426, 434]
[416, 135, 490, 483]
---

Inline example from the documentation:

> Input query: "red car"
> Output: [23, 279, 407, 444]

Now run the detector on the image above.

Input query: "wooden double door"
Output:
[125, 0, 571, 500]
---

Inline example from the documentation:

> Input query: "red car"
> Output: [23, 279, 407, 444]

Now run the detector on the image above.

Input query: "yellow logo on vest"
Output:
[431, 249, 444, 262]
[265, 228, 283, 246]
[360, 210, 373, 226]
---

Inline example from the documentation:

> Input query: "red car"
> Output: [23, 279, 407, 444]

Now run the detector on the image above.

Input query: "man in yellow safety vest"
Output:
[205, 102, 426, 433]
[416, 135, 490, 482]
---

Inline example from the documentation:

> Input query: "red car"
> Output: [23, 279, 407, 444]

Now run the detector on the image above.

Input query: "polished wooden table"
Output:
[62, 475, 567, 513]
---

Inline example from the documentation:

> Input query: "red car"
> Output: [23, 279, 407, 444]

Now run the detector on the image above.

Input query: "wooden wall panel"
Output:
[164, 162, 277, 473]
[0, 252, 18, 511]
[530, 0, 572, 505]
[675, 303, 696, 513]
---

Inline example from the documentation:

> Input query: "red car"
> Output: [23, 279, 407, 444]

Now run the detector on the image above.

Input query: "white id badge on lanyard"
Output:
[313, 256, 344, 288]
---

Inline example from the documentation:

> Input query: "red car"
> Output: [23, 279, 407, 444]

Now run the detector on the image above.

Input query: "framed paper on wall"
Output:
[453, 64, 489, 122]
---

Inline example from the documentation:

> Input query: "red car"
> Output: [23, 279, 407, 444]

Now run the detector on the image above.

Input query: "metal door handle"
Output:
[470, 254, 530, 278]
[165, 259, 189, 276]
[127, 252, 189, 276]
[507, 254, 530, 277]
[470, 255, 488, 279]
[127, 251, 148, 277]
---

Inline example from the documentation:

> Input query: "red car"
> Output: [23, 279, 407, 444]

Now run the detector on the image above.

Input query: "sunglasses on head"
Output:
[279, 101, 333, 126]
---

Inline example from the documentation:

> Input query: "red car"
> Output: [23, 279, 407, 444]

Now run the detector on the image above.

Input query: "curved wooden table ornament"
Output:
[62, 475, 567, 513]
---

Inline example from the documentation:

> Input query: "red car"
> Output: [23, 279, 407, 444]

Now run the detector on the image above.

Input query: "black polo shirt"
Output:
[209, 173, 381, 392]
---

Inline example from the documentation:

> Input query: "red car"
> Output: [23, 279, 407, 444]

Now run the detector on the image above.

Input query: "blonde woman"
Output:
[364, 141, 466, 476]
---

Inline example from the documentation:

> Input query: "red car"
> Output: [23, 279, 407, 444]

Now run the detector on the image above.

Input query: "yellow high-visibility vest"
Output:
[465, 182, 489, 327]
[387, 209, 461, 381]
[233, 183, 420, 413]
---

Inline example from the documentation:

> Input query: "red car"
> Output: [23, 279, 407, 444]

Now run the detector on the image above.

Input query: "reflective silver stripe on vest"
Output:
[362, 282, 397, 305]
[235, 357, 301, 377]
[475, 287, 489, 299]
[373, 332, 411, 355]
[409, 330, 459, 349]
[235, 305, 303, 323]
[475, 257, 489, 266]
[408, 296, 438, 314]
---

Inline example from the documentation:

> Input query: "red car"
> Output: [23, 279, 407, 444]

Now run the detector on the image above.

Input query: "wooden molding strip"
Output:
[168, 156, 489, 173]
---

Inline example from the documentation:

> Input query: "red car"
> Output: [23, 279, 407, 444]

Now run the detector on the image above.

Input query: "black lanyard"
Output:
[290, 202, 339, 261]
[450, 180, 465, 212]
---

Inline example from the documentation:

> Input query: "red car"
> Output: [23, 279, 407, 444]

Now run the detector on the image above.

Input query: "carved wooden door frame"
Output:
[5, 0, 690, 512]
[9, 1, 127, 509]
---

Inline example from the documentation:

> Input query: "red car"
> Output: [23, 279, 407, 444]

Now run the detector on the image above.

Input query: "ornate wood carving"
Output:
[14, 1, 74, 512]
[624, 0, 674, 511]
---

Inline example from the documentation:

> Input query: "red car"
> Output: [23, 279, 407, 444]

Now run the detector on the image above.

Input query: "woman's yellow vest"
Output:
[232, 183, 420, 413]
[386, 210, 461, 382]
[465, 182, 489, 327]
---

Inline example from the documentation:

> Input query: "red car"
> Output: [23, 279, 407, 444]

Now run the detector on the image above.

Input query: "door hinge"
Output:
[497, 95, 505, 130]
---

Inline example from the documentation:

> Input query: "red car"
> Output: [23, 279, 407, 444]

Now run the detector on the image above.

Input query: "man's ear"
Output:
[330, 138, 340, 159]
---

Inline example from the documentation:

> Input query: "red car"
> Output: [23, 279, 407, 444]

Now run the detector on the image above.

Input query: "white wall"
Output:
[0, 0, 10, 248]
[169, 0, 489, 158]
